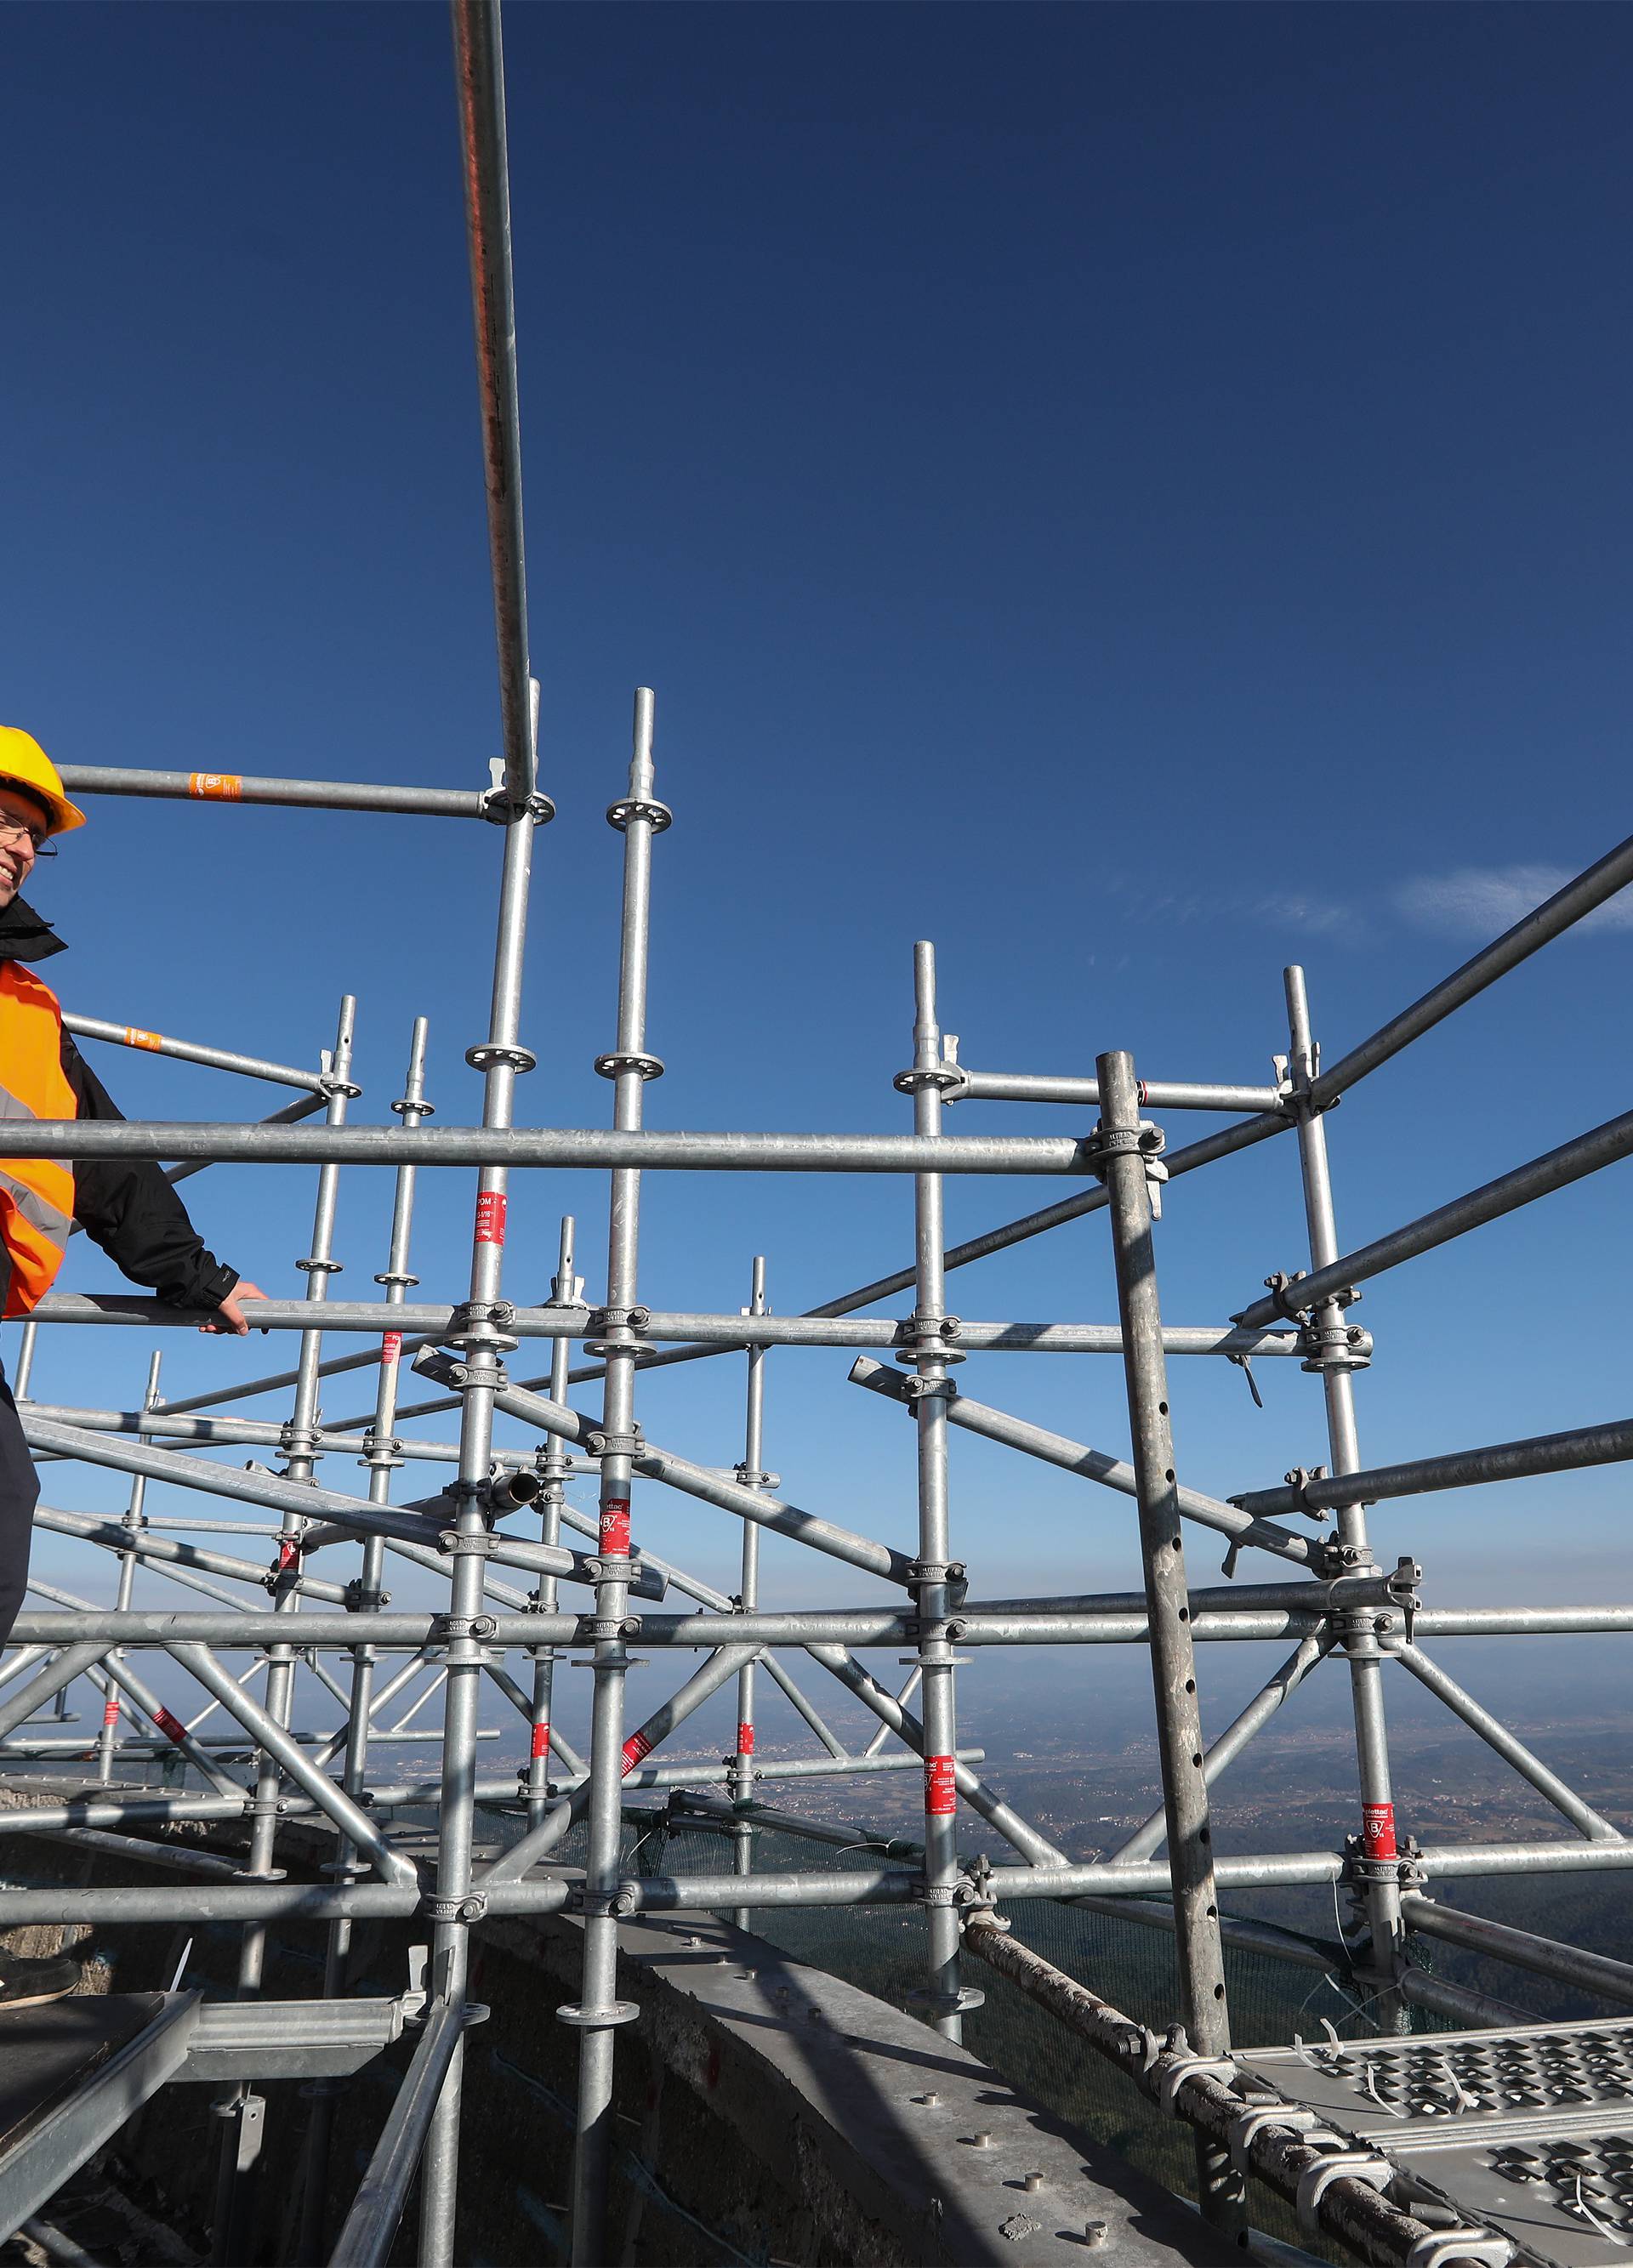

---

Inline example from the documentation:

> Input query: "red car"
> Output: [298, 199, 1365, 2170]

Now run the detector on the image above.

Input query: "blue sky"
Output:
[4, 4, 1632, 1758]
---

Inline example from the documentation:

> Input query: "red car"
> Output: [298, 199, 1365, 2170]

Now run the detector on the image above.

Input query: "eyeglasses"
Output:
[0, 821, 55, 858]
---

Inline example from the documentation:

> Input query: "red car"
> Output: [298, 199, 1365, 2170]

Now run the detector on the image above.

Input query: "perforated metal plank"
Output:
[1391, 2125, 1633, 2265]
[1238, 2018, 1633, 2148]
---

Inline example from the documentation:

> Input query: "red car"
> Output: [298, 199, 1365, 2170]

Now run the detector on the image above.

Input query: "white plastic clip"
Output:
[1156, 2051, 1239, 2117]
[1295, 2149, 1394, 2235]
[1403, 2233, 1512, 2268]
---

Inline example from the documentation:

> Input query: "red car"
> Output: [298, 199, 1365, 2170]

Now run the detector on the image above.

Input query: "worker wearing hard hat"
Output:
[0, 730, 265, 1997]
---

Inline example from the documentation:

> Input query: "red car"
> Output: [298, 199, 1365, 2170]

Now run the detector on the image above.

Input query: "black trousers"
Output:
[0, 1361, 38, 1649]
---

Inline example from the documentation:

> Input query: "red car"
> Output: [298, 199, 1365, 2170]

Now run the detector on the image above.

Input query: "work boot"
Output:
[0, 1953, 80, 2009]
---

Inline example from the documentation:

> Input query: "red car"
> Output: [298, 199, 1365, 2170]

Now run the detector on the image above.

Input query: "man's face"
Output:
[0, 786, 51, 912]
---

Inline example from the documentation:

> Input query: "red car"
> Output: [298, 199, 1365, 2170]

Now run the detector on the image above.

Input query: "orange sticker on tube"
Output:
[188, 772, 242, 800]
[123, 1028, 163, 1051]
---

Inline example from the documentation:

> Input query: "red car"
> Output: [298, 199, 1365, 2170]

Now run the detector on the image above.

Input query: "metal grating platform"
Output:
[1239, 2020, 1633, 2265]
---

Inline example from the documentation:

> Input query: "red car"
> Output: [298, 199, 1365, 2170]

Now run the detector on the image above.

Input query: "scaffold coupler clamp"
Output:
[583, 1306, 651, 1359]
[895, 1312, 966, 1367]
[892, 1046, 964, 1097]
[360, 1429, 405, 1474]
[428, 1610, 498, 1667]
[1084, 1117, 1169, 1215]
[584, 1420, 645, 1458]
[343, 1577, 390, 1612]
[1155, 2047, 1239, 2119]
[1294, 2149, 1395, 2236]
[908, 1559, 969, 1609]
[1297, 1307, 1370, 1375]
[441, 1300, 520, 1358]
[1227, 2100, 1337, 2177]
[260, 1532, 304, 1595]
[1403, 2232, 1512, 2266]
[481, 756, 557, 828]
[955, 1857, 1004, 1924]
[420, 1890, 488, 1926]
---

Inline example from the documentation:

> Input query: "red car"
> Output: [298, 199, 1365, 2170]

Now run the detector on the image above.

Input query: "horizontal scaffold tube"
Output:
[0, 1121, 1121, 1174]
[1234, 1413, 1633, 1517]
[20, 1398, 533, 1470]
[19, 1295, 1329, 1356]
[32, 1503, 353, 1606]
[1402, 1893, 1633, 2009]
[58, 764, 491, 819]
[61, 1011, 327, 1094]
[17, 1415, 657, 1594]
[3, 1832, 1632, 1929]
[7, 1602, 1631, 1651]
[947, 1071, 1283, 1113]
[849, 1357, 1312, 1566]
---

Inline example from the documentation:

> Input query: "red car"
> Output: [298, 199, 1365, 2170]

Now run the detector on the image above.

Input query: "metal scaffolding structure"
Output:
[3, 6, 1633, 2265]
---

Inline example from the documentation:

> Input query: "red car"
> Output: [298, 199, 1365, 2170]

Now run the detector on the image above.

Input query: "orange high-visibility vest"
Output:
[0, 963, 76, 1318]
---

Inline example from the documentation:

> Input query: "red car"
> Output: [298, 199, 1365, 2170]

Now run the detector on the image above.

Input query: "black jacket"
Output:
[0, 897, 239, 1316]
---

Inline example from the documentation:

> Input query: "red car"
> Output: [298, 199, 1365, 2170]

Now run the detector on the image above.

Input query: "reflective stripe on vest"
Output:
[0, 963, 76, 1319]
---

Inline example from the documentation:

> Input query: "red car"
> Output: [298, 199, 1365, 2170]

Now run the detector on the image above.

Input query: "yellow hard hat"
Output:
[0, 728, 87, 838]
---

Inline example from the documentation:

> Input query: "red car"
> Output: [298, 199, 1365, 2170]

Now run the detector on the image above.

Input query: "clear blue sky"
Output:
[5, 5, 1631, 1754]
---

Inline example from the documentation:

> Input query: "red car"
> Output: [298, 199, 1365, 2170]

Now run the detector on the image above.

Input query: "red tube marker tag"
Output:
[622, 1729, 654, 1776]
[530, 1722, 550, 1759]
[925, 1755, 958, 1816]
[154, 1708, 188, 1747]
[102, 1697, 121, 1730]
[600, 1500, 631, 1556]
[1362, 1803, 1397, 1861]
[475, 1191, 508, 1246]
[381, 1332, 402, 1365]
[737, 1723, 755, 1756]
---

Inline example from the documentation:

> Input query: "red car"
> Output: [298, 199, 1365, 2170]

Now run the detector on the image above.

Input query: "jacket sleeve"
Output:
[60, 1036, 241, 1310]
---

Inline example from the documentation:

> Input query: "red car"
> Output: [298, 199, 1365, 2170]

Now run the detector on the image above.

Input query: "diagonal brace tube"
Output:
[168, 1644, 419, 1884]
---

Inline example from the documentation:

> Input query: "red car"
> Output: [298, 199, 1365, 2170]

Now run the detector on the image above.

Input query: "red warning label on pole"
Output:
[276, 1538, 299, 1574]
[600, 1499, 631, 1556]
[622, 1729, 654, 1776]
[154, 1708, 188, 1747]
[475, 1191, 508, 1246]
[188, 772, 242, 800]
[925, 1755, 958, 1816]
[102, 1697, 121, 1729]
[530, 1722, 550, 1759]
[381, 1332, 402, 1365]
[737, 1723, 755, 1755]
[1362, 1803, 1397, 1861]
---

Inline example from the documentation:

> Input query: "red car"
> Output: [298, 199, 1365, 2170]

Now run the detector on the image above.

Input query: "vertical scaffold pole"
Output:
[424, 0, 549, 2243]
[295, 1016, 430, 2263]
[96, 1348, 161, 1784]
[525, 1214, 578, 1827]
[566, 687, 668, 2267]
[731, 1255, 768, 1929]
[1283, 965, 1406, 2026]
[213, 995, 355, 2268]
[418, 692, 543, 2265]
[1097, 1050, 1240, 2225]
[899, 944, 969, 2041]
